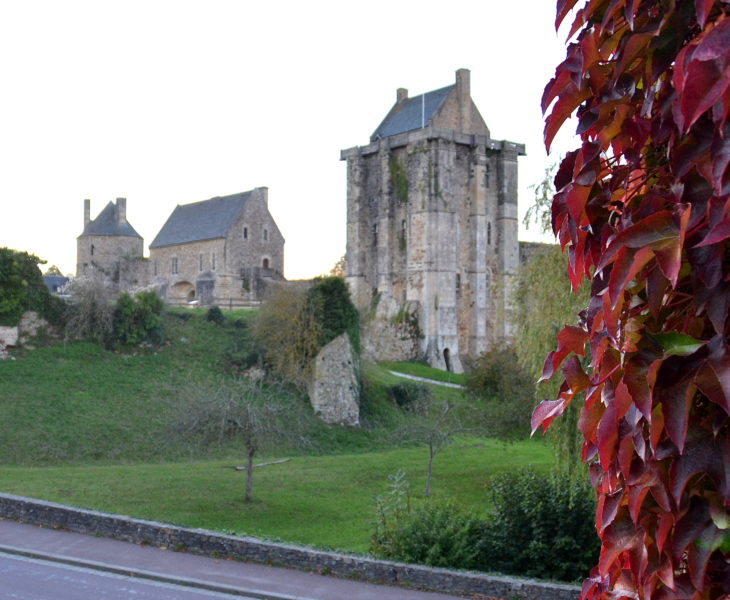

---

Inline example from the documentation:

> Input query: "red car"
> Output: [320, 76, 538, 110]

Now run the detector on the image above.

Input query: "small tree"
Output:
[64, 271, 115, 343]
[397, 392, 473, 496]
[175, 378, 310, 502]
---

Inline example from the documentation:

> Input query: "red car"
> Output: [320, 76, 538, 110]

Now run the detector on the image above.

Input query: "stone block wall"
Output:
[0, 493, 580, 600]
[76, 235, 144, 280]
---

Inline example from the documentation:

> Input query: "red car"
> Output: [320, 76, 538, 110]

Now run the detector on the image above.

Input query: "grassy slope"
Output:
[378, 361, 468, 385]
[0, 311, 245, 464]
[0, 439, 552, 553]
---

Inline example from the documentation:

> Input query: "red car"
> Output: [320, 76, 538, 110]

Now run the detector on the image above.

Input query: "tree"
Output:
[44, 265, 63, 276]
[395, 390, 483, 496]
[174, 378, 310, 502]
[533, 2, 730, 598]
[63, 271, 115, 344]
[0, 248, 62, 326]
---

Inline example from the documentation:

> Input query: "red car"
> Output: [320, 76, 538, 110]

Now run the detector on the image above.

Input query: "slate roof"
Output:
[43, 275, 69, 293]
[150, 191, 252, 249]
[80, 202, 142, 238]
[371, 85, 454, 141]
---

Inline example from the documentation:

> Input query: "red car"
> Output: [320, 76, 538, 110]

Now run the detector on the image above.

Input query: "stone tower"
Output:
[341, 69, 525, 372]
[76, 198, 146, 287]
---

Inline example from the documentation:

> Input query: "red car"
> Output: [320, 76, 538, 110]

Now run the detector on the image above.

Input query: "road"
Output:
[0, 552, 254, 600]
[0, 520, 465, 600]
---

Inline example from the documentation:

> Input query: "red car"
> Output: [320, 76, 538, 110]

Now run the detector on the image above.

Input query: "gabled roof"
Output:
[80, 202, 142, 238]
[371, 85, 454, 141]
[150, 191, 252, 249]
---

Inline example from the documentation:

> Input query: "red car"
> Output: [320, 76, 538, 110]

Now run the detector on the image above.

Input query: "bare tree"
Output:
[174, 378, 311, 502]
[396, 392, 476, 497]
[63, 271, 116, 343]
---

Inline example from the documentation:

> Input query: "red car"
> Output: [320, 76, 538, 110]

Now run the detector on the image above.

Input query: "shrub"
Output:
[477, 470, 598, 582]
[370, 472, 485, 570]
[64, 273, 115, 344]
[388, 382, 430, 408]
[305, 276, 360, 353]
[206, 305, 225, 326]
[0, 247, 64, 327]
[113, 290, 164, 346]
[465, 347, 535, 441]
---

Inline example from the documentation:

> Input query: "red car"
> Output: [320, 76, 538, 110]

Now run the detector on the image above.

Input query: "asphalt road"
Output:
[0, 552, 254, 600]
[0, 520, 465, 600]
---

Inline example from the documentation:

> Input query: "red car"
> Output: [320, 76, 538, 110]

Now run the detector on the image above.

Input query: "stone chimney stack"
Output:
[396, 88, 408, 103]
[84, 199, 90, 228]
[455, 68, 471, 132]
[116, 197, 126, 224]
[258, 187, 269, 207]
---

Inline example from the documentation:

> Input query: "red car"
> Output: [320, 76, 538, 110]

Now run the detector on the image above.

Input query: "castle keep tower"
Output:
[341, 69, 525, 372]
[76, 198, 145, 287]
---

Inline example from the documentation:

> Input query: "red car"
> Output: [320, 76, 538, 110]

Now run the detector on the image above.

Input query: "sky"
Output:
[0, 1, 579, 280]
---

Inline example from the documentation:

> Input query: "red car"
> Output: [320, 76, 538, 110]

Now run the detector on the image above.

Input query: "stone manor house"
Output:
[77, 188, 284, 306]
[342, 69, 525, 372]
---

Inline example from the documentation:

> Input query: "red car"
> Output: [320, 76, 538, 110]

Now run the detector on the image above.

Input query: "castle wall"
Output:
[343, 127, 522, 372]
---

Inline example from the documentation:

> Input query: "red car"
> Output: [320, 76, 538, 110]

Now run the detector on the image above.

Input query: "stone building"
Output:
[149, 187, 284, 306]
[76, 197, 148, 290]
[341, 69, 525, 372]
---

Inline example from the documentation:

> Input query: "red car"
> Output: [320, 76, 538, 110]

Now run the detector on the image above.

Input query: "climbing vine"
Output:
[389, 156, 409, 204]
[532, 2, 730, 599]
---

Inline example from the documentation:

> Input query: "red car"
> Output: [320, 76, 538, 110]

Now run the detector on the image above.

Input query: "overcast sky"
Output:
[0, 1, 578, 279]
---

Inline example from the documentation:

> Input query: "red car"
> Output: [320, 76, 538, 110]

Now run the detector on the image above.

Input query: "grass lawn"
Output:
[0, 438, 553, 553]
[379, 361, 468, 386]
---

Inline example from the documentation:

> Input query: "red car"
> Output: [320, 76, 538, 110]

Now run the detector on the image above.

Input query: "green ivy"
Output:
[389, 157, 409, 204]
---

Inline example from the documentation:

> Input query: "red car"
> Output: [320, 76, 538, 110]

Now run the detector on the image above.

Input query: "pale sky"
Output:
[0, 1, 578, 280]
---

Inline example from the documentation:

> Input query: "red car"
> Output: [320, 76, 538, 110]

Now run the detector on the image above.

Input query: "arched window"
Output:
[90, 244, 95, 256]
[262, 258, 269, 269]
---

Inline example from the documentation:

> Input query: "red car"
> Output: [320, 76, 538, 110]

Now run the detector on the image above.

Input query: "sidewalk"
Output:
[0, 519, 467, 600]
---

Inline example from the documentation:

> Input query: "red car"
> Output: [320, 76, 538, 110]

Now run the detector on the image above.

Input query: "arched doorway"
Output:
[170, 281, 195, 305]
[443, 348, 452, 373]
[262, 258, 270, 269]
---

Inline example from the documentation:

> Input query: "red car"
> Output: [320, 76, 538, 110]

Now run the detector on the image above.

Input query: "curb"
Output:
[0, 544, 310, 600]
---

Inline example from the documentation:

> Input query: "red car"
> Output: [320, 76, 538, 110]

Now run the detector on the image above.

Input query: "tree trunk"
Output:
[244, 448, 254, 502]
[424, 445, 434, 496]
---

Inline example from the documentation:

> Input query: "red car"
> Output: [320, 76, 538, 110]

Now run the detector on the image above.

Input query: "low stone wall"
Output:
[0, 493, 579, 600]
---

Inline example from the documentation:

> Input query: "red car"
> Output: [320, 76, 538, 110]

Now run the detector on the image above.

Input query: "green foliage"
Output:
[371, 471, 485, 570]
[113, 291, 164, 347]
[478, 470, 599, 582]
[389, 157, 408, 204]
[465, 347, 535, 441]
[514, 245, 588, 473]
[305, 276, 360, 353]
[64, 274, 115, 344]
[206, 305, 225, 326]
[388, 382, 429, 408]
[0, 247, 63, 326]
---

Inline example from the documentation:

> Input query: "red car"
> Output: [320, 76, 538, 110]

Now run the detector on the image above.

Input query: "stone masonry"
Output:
[308, 333, 360, 426]
[342, 69, 525, 372]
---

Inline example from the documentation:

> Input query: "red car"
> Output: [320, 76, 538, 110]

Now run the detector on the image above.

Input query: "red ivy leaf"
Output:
[540, 325, 588, 382]
[695, 215, 730, 247]
[695, 0, 715, 29]
[531, 397, 568, 435]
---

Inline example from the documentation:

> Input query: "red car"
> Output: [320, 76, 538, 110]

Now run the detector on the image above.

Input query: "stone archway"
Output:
[170, 281, 195, 305]
[443, 348, 452, 373]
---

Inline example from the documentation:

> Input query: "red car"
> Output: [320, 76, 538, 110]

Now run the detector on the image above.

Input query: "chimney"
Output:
[84, 199, 90, 228]
[396, 88, 408, 103]
[257, 187, 269, 207]
[455, 68, 472, 132]
[456, 68, 470, 97]
[116, 197, 126, 223]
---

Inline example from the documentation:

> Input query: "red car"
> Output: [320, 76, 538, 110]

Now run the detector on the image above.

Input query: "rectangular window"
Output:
[171, 257, 178, 275]
[243, 227, 248, 240]
[153, 261, 158, 276]
[212, 253, 217, 270]
[199, 254, 203, 271]
[263, 228, 268, 242]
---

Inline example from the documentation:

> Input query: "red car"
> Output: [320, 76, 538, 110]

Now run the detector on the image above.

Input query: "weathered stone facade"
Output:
[308, 333, 360, 426]
[342, 69, 524, 372]
[76, 198, 148, 291]
[149, 188, 285, 307]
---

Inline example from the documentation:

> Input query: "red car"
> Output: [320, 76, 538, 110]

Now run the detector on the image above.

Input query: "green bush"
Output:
[206, 305, 225, 326]
[465, 346, 536, 441]
[388, 382, 430, 408]
[370, 472, 485, 570]
[305, 276, 360, 353]
[0, 248, 65, 327]
[113, 291, 164, 346]
[477, 470, 599, 582]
